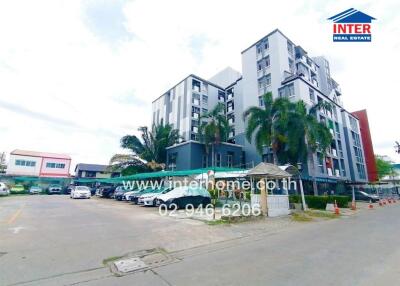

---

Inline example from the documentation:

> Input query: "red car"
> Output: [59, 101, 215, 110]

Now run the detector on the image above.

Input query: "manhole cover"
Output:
[107, 248, 176, 276]
[114, 257, 147, 273]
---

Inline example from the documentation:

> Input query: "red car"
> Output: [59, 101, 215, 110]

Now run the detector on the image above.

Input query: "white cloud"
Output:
[0, 0, 399, 172]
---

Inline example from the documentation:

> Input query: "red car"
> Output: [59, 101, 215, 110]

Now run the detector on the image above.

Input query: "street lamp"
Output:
[297, 163, 307, 211]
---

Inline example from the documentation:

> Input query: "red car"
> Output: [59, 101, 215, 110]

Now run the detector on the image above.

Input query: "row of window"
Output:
[15, 160, 36, 167]
[46, 162, 66, 169]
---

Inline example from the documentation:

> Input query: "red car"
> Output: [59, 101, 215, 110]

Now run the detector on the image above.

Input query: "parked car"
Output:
[47, 184, 62, 195]
[138, 188, 172, 206]
[97, 186, 116, 198]
[70, 186, 91, 199]
[130, 188, 158, 204]
[124, 189, 139, 201]
[29, 186, 42, 195]
[355, 191, 379, 202]
[0, 182, 10, 196]
[63, 185, 74, 195]
[10, 184, 25, 194]
[155, 186, 211, 209]
[114, 186, 129, 201]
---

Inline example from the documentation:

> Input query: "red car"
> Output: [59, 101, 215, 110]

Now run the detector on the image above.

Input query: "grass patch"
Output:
[291, 213, 313, 222]
[306, 210, 339, 219]
[102, 255, 124, 265]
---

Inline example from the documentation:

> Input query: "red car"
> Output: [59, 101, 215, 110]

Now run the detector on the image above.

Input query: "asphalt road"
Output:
[1, 195, 399, 285]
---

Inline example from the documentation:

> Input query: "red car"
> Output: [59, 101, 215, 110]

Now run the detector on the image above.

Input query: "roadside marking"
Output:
[9, 226, 24, 234]
[7, 206, 24, 225]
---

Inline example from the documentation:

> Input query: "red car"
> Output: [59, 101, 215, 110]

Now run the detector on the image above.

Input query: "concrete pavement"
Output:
[1, 195, 399, 285]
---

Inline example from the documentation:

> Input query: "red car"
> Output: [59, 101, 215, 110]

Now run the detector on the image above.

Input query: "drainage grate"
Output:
[114, 257, 147, 273]
[107, 248, 176, 276]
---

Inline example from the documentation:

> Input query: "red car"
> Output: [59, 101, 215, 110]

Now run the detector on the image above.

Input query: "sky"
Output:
[0, 0, 399, 172]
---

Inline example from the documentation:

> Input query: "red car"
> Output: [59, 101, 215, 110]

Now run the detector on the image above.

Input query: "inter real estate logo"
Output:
[327, 8, 376, 42]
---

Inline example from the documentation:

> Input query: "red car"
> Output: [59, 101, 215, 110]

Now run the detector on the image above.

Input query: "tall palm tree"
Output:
[282, 100, 333, 165]
[109, 120, 181, 172]
[242, 92, 291, 164]
[199, 102, 230, 167]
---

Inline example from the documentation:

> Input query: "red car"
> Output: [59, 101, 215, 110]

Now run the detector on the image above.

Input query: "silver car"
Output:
[0, 182, 10, 196]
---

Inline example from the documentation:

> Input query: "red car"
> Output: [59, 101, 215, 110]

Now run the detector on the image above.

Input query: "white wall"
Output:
[6, 154, 42, 176]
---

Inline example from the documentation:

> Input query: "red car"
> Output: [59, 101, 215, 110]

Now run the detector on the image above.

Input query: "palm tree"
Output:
[282, 100, 333, 165]
[109, 120, 181, 173]
[199, 103, 230, 167]
[242, 92, 291, 164]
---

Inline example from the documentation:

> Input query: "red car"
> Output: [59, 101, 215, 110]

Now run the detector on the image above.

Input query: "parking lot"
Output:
[2, 195, 400, 285]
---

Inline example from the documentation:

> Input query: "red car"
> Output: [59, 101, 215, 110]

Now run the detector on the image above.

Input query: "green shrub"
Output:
[289, 194, 350, 209]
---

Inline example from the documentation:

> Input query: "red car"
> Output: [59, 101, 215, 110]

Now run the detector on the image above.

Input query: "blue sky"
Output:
[0, 0, 399, 169]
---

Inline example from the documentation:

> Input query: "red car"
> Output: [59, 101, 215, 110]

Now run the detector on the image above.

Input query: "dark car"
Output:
[98, 186, 116, 198]
[114, 186, 129, 201]
[155, 186, 211, 209]
[355, 191, 379, 202]
[47, 184, 62, 195]
[63, 185, 74, 195]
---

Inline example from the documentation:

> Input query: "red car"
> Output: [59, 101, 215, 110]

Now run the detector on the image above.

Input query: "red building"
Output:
[351, 110, 378, 182]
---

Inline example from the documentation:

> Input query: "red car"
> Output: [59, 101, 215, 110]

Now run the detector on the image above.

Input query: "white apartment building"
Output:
[152, 29, 368, 190]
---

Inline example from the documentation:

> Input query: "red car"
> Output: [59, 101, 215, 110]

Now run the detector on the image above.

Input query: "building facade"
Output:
[6, 149, 71, 178]
[351, 109, 378, 182]
[152, 29, 369, 189]
[74, 163, 121, 179]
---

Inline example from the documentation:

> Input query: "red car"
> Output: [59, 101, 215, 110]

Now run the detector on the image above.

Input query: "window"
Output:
[317, 153, 324, 173]
[288, 58, 294, 72]
[215, 153, 221, 167]
[15, 160, 36, 167]
[259, 96, 264, 106]
[258, 64, 262, 71]
[201, 108, 208, 114]
[287, 41, 293, 55]
[46, 162, 65, 169]
[265, 56, 270, 67]
[340, 159, 346, 177]
[202, 95, 208, 105]
[278, 83, 295, 98]
[192, 79, 201, 92]
[228, 115, 235, 125]
[349, 116, 358, 131]
[309, 88, 315, 102]
[264, 40, 269, 50]
[227, 152, 234, 168]
[218, 90, 225, 102]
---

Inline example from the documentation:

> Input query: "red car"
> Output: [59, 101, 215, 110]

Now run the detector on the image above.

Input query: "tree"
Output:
[282, 100, 333, 165]
[0, 152, 6, 174]
[109, 120, 181, 173]
[243, 92, 291, 164]
[395, 141, 400, 154]
[199, 103, 230, 167]
[375, 155, 394, 179]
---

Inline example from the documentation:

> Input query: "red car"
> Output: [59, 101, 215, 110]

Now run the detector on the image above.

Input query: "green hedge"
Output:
[289, 195, 350, 209]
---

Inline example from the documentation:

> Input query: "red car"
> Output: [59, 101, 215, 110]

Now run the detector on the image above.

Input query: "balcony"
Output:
[192, 113, 199, 119]
[257, 67, 270, 78]
[335, 169, 340, 177]
[192, 126, 198, 133]
[192, 99, 200, 106]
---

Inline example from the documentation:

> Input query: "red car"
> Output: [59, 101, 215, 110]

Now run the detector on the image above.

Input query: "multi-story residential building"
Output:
[6, 149, 71, 178]
[152, 29, 369, 192]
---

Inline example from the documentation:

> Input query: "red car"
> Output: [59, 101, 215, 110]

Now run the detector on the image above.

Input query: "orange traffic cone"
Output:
[368, 200, 373, 209]
[334, 200, 340, 215]
[379, 199, 383, 206]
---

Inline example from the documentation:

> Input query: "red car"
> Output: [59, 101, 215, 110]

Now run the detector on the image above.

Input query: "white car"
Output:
[138, 188, 172, 206]
[0, 182, 10, 196]
[124, 190, 140, 201]
[70, 186, 91, 199]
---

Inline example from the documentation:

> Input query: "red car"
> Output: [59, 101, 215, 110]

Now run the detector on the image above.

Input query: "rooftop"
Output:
[11, 149, 71, 160]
